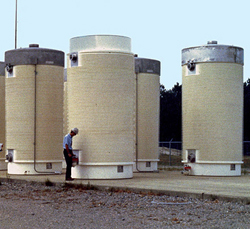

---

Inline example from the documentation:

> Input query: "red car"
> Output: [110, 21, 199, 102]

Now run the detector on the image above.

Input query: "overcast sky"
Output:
[0, 0, 249, 89]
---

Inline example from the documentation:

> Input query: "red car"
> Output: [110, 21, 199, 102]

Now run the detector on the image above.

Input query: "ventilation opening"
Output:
[117, 165, 123, 173]
[70, 52, 78, 67]
[6, 149, 14, 162]
[146, 162, 151, 167]
[46, 163, 52, 170]
[6, 65, 14, 78]
[187, 149, 196, 163]
[186, 64, 199, 76]
[230, 164, 236, 171]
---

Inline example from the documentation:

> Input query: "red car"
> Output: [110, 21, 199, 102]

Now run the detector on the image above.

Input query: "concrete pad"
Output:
[0, 170, 249, 203]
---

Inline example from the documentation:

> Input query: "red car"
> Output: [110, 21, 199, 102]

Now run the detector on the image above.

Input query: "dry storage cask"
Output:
[63, 69, 68, 136]
[0, 61, 6, 170]
[134, 58, 160, 172]
[182, 41, 243, 176]
[62, 69, 68, 169]
[68, 35, 135, 179]
[5, 44, 64, 174]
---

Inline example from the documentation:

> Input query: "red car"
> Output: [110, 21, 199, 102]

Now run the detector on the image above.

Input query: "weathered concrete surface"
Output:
[1, 170, 249, 203]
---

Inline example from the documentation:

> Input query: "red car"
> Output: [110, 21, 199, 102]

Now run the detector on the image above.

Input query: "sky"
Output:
[0, 0, 250, 89]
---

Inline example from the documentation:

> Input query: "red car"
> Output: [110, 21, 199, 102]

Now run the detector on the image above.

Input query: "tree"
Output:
[160, 83, 182, 141]
[160, 79, 250, 155]
[244, 79, 250, 141]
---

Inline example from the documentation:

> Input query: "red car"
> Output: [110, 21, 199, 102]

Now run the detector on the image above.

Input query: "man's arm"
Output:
[65, 144, 72, 157]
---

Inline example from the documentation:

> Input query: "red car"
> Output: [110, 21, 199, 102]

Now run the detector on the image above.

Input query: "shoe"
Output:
[66, 178, 74, 181]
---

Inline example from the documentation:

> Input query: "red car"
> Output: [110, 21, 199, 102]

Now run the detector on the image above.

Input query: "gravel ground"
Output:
[0, 179, 250, 229]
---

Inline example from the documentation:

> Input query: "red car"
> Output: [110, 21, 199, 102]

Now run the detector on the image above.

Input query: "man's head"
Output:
[70, 127, 79, 136]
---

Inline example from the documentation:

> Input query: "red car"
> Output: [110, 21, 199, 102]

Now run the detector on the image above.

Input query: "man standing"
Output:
[63, 128, 78, 181]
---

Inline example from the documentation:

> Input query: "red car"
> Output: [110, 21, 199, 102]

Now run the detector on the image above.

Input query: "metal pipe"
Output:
[135, 72, 141, 172]
[15, 0, 17, 49]
[33, 62, 56, 174]
[169, 138, 173, 166]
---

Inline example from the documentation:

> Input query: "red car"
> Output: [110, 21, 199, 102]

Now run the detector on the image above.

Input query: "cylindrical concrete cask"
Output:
[62, 68, 68, 169]
[63, 68, 68, 136]
[67, 35, 135, 179]
[182, 41, 244, 176]
[5, 44, 64, 174]
[134, 57, 160, 172]
[0, 61, 6, 170]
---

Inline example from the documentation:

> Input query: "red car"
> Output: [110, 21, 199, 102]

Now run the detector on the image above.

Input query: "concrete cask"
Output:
[182, 41, 243, 176]
[0, 62, 6, 170]
[68, 35, 135, 179]
[5, 45, 64, 174]
[134, 58, 160, 172]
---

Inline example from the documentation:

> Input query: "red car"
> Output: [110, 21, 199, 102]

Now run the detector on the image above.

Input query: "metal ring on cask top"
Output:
[5, 44, 64, 67]
[135, 58, 161, 75]
[0, 62, 5, 76]
[182, 41, 244, 66]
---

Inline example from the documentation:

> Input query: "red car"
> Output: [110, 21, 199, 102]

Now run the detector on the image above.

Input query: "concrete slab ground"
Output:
[0, 170, 249, 204]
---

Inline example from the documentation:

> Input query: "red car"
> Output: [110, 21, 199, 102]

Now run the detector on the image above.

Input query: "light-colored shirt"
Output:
[63, 133, 73, 150]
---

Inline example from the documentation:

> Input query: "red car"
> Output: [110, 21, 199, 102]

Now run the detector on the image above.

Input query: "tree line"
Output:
[160, 79, 250, 142]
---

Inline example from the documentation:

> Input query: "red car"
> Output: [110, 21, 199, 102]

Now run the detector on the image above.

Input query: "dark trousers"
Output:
[64, 149, 72, 179]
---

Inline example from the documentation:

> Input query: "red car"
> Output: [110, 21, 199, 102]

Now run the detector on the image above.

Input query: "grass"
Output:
[242, 156, 250, 169]
[63, 181, 99, 191]
[159, 154, 182, 167]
